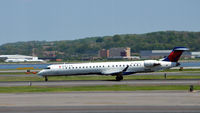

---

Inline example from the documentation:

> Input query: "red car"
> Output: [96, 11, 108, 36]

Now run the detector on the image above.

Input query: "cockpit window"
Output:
[45, 67, 50, 69]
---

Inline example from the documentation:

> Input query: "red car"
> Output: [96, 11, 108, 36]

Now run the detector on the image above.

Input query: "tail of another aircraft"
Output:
[163, 47, 189, 62]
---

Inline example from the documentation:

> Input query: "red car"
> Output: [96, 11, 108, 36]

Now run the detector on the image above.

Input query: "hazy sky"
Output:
[0, 0, 200, 45]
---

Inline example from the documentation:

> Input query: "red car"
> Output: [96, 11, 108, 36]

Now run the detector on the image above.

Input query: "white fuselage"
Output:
[38, 60, 177, 77]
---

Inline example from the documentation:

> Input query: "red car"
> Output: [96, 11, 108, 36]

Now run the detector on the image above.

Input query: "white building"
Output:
[191, 52, 200, 58]
[140, 50, 191, 59]
[0, 55, 44, 62]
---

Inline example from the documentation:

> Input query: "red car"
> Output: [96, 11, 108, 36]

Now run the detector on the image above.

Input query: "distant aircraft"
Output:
[38, 47, 189, 81]
[5, 58, 44, 62]
[0, 55, 44, 62]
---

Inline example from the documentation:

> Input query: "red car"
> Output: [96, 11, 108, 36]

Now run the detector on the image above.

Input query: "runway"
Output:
[0, 91, 200, 113]
[1, 106, 200, 113]
[1, 79, 200, 86]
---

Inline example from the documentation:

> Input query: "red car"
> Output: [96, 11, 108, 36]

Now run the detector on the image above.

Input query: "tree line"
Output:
[0, 31, 200, 60]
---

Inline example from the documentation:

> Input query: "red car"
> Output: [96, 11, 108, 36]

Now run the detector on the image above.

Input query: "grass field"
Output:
[0, 85, 199, 93]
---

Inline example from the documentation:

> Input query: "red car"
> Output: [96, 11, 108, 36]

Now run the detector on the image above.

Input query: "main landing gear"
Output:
[44, 76, 48, 82]
[115, 65, 128, 81]
[116, 75, 123, 81]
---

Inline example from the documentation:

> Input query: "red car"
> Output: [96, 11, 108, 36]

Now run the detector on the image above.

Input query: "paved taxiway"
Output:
[0, 91, 200, 113]
[1, 79, 200, 86]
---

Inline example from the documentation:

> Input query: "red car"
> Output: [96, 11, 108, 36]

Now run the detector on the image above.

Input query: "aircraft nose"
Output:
[37, 70, 45, 76]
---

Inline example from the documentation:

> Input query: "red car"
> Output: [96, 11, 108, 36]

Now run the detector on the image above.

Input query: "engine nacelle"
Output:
[144, 60, 160, 67]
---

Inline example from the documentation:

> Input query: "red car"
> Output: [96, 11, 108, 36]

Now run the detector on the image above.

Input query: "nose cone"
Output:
[37, 70, 45, 76]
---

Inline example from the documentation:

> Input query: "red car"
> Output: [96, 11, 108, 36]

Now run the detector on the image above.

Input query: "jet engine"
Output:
[144, 60, 161, 67]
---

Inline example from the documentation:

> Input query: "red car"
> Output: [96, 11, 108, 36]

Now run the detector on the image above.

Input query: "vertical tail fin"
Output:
[163, 47, 189, 62]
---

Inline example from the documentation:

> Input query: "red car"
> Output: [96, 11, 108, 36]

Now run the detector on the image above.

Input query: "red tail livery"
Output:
[163, 47, 189, 62]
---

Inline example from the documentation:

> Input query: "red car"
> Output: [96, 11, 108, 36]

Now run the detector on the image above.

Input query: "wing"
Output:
[101, 66, 129, 75]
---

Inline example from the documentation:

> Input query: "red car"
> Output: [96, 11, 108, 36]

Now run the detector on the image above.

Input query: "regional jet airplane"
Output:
[38, 47, 189, 81]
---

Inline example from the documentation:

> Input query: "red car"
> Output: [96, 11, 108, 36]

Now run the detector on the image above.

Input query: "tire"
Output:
[45, 76, 48, 82]
[116, 75, 123, 81]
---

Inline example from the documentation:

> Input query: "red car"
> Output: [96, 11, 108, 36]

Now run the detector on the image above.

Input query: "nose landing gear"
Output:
[44, 76, 48, 82]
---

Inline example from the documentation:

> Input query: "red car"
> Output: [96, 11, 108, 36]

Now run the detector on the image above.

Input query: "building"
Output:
[98, 49, 109, 58]
[98, 47, 139, 59]
[0, 55, 44, 62]
[191, 52, 200, 58]
[109, 47, 131, 59]
[98, 47, 131, 59]
[140, 50, 191, 59]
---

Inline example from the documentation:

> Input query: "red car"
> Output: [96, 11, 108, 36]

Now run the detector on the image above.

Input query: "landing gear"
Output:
[116, 75, 123, 81]
[44, 76, 48, 82]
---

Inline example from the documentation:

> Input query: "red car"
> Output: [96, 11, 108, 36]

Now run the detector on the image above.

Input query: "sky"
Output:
[0, 0, 200, 45]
